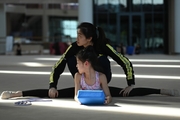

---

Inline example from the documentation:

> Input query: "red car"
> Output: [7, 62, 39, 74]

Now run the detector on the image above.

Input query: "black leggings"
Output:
[23, 56, 159, 98]
[22, 87, 160, 98]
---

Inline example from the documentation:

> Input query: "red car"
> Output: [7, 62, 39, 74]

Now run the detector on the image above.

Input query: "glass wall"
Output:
[6, 3, 78, 44]
[49, 18, 78, 42]
[94, 0, 166, 54]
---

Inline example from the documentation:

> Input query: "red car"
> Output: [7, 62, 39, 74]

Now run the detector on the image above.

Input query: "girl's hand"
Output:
[74, 96, 81, 105]
[104, 96, 112, 104]
[119, 85, 134, 97]
[48, 88, 58, 98]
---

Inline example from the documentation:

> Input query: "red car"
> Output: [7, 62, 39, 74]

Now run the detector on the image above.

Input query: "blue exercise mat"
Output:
[77, 90, 105, 105]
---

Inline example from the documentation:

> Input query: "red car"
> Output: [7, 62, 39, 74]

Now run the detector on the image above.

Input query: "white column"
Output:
[42, 4, 49, 42]
[78, 0, 93, 24]
[0, 4, 6, 54]
[174, 0, 180, 53]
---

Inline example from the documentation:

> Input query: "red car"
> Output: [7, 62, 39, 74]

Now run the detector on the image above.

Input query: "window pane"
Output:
[120, 0, 128, 12]
[132, 0, 142, 12]
[120, 15, 129, 46]
[95, 0, 108, 12]
[142, 0, 153, 11]
[153, 13, 164, 53]
[144, 13, 153, 52]
[108, 13, 117, 43]
[109, 0, 119, 13]
[153, 0, 164, 11]
[61, 20, 78, 40]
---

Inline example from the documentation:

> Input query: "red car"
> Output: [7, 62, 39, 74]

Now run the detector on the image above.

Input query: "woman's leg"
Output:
[109, 86, 160, 97]
[1, 91, 23, 99]
[22, 87, 178, 98]
[22, 89, 49, 98]
[98, 56, 112, 83]
[57, 87, 74, 98]
[23, 87, 75, 98]
[1, 87, 75, 99]
[0, 89, 49, 99]
[128, 88, 160, 96]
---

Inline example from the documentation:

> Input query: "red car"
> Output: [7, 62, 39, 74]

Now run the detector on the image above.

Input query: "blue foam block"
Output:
[77, 90, 105, 105]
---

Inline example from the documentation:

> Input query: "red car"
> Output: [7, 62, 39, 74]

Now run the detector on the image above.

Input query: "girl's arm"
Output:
[74, 73, 81, 104]
[99, 73, 112, 104]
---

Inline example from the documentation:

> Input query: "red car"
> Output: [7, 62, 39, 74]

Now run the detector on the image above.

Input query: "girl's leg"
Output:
[109, 86, 160, 97]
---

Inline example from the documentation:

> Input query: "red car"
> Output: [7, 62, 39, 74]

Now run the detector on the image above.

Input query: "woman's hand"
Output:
[119, 85, 134, 97]
[48, 87, 58, 98]
[104, 96, 112, 104]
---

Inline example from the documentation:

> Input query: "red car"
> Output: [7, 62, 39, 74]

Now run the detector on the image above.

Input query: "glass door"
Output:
[119, 14, 144, 53]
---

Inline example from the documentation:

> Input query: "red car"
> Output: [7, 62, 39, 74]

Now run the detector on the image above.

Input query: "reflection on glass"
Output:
[142, 0, 152, 11]
[144, 14, 153, 52]
[96, 0, 108, 5]
[132, 16, 141, 46]
[59, 3, 78, 10]
[26, 3, 78, 10]
[142, 0, 152, 4]
[132, 0, 142, 11]
[120, 0, 127, 12]
[49, 19, 78, 42]
[109, 0, 119, 12]
[62, 20, 78, 39]
[120, 16, 129, 46]
[95, 0, 108, 12]
[153, 0, 163, 11]
[133, 0, 142, 5]
[108, 13, 117, 43]
[144, 12, 164, 53]
[153, 0, 163, 5]
[153, 13, 164, 53]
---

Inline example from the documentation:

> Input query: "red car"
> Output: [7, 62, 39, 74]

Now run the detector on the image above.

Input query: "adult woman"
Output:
[49, 22, 135, 98]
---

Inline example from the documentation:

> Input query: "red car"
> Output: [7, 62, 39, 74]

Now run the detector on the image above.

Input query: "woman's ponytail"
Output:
[96, 27, 110, 45]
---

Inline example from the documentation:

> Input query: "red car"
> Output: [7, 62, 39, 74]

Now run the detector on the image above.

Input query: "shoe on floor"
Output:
[0, 91, 13, 99]
[1, 91, 18, 99]
[161, 89, 179, 96]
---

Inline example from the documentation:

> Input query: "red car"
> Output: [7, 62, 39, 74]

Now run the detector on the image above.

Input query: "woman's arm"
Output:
[103, 44, 135, 86]
[49, 42, 81, 89]
[102, 44, 135, 96]
[99, 73, 112, 104]
[74, 73, 81, 104]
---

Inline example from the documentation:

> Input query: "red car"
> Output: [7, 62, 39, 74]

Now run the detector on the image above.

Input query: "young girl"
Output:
[74, 45, 112, 104]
